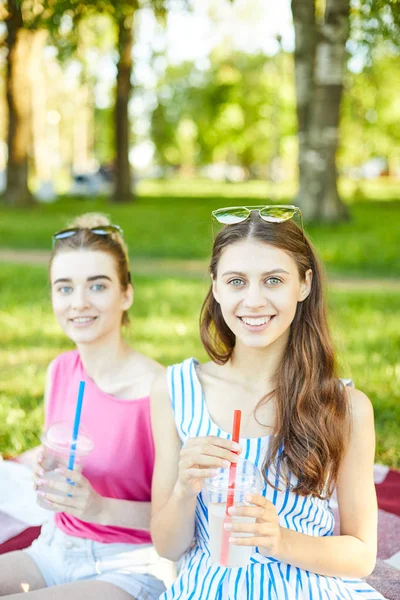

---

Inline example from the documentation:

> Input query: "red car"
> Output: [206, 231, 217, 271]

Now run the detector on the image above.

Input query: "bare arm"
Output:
[149, 372, 197, 560]
[149, 372, 240, 561]
[273, 389, 377, 577]
[245, 388, 378, 578]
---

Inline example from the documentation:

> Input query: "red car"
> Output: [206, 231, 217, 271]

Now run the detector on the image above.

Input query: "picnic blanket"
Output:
[0, 460, 399, 598]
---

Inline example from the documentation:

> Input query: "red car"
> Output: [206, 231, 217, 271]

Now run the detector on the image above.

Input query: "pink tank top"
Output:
[45, 350, 154, 544]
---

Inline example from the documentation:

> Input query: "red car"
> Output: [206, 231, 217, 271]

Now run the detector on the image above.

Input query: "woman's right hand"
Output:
[175, 436, 241, 498]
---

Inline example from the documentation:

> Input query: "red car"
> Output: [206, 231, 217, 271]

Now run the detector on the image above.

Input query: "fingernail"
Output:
[222, 460, 230, 468]
[210, 469, 219, 476]
[37, 468, 44, 477]
[37, 478, 46, 486]
[228, 506, 236, 515]
[55, 468, 65, 475]
[224, 522, 232, 530]
[245, 494, 253, 503]
[232, 442, 241, 451]
[37, 490, 46, 497]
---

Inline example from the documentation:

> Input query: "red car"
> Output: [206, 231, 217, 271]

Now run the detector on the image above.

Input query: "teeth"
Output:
[72, 317, 95, 323]
[241, 316, 271, 326]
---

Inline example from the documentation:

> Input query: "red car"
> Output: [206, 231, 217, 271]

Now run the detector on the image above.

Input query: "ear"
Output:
[121, 283, 134, 311]
[299, 269, 312, 302]
[211, 274, 220, 304]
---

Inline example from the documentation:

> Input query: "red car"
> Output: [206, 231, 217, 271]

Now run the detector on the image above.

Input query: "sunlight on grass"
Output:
[0, 264, 399, 466]
[0, 179, 399, 276]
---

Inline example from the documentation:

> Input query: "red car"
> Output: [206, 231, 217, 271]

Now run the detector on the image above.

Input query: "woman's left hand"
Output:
[225, 494, 283, 556]
[34, 468, 104, 522]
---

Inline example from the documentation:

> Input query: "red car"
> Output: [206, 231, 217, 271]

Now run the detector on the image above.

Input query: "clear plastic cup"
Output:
[203, 458, 263, 567]
[37, 421, 93, 510]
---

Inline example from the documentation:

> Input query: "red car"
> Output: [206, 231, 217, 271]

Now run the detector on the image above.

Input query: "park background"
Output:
[0, 0, 399, 469]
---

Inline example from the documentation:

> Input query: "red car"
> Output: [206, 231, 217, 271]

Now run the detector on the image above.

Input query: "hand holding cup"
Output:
[175, 435, 241, 499]
[35, 467, 104, 522]
[225, 493, 282, 556]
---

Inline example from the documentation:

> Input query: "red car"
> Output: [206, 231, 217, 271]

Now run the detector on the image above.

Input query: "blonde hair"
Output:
[50, 213, 131, 326]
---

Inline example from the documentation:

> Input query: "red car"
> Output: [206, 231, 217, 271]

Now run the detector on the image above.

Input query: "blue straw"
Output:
[66, 380, 85, 494]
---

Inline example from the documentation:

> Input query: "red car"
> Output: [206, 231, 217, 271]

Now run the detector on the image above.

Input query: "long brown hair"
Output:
[200, 213, 350, 498]
[49, 213, 131, 326]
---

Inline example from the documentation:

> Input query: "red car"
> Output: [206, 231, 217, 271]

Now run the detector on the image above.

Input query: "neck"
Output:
[228, 332, 289, 387]
[76, 330, 131, 382]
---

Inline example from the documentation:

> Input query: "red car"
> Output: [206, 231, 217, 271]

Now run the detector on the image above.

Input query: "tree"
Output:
[1, 0, 166, 205]
[1, 1, 41, 206]
[291, 0, 350, 221]
[113, 8, 134, 203]
[290, 0, 400, 221]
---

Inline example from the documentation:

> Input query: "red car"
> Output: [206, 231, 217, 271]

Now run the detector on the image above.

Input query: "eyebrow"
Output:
[53, 275, 112, 285]
[221, 268, 290, 277]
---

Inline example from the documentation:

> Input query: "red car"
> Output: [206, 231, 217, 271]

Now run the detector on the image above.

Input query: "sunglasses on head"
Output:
[212, 205, 302, 225]
[211, 205, 303, 239]
[52, 224, 123, 248]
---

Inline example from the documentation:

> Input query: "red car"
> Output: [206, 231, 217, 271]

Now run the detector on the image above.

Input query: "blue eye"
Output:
[265, 277, 282, 285]
[228, 278, 245, 286]
[58, 286, 73, 294]
[91, 284, 106, 292]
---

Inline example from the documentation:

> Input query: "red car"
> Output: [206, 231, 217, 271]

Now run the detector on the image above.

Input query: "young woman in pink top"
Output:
[0, 213, 167, 600]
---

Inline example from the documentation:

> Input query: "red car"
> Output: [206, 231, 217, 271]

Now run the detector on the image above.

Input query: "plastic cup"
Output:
[37, 421, 93, 510]
[203, 458, 263, 567]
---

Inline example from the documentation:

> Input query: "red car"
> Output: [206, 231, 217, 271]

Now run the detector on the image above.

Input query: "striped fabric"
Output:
[159, 358, 385, 600]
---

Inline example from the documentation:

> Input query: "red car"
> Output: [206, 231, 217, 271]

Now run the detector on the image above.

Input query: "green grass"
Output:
[0, 178, 399, 277]
[1, 263, 399, 467]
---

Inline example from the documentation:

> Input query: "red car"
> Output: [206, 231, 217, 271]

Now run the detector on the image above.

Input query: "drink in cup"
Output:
[203, 458, 263, 568]
[37, 421, 93, 509]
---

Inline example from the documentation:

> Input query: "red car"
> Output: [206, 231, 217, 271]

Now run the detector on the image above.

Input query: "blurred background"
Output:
[0, 0, 399, 466]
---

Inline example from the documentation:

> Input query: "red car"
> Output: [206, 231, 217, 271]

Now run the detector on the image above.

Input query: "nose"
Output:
[242, 283, 267, 309]
[71, 287, 90, 311]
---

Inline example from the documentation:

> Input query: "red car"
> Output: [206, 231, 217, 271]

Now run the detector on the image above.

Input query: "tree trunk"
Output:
[113, 12, 134, 204]
[292, 0, 350, 221]
[31, 30, 49, 182]
[4, 1, 34, 206]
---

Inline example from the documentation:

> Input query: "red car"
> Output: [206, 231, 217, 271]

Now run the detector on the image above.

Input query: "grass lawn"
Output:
[0, 178, 399, 277]
[1, 263, 399, 467]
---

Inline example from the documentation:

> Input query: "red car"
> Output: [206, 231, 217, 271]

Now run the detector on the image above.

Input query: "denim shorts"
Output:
[24, 519, 167, 599]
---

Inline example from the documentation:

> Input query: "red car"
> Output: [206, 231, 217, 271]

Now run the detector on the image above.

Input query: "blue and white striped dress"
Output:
[159, 358, 385, 600]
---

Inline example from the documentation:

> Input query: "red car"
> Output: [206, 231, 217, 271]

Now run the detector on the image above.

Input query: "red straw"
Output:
[220, 409, 241, 565]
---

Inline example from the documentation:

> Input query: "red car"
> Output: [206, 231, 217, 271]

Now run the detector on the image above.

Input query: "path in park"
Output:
[1, 249, 400, 290]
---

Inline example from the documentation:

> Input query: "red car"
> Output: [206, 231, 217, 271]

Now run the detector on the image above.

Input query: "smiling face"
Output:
[212, 239, 312, 351]
[51, 250, 133, 346]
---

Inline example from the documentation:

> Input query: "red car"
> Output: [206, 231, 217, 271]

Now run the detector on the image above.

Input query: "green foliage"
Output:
[151, 51, 296, 172]
[350, 0, 400, 52]
[340, 54, 400, 169]
[0, 263, 399, 466]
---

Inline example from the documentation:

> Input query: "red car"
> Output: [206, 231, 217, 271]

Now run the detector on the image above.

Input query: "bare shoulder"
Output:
[150, 369, 178, 441]
[133, 351, 165, 377]
[150, 369, 170, 407]
[128, 351, 165, 386]
[105, 349, 165, 400]
[345, 386, 374, 422]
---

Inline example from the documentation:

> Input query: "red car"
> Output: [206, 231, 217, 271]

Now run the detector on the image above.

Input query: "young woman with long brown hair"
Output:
[150, 206, 383, 599]
[0, 213, 166, 600]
